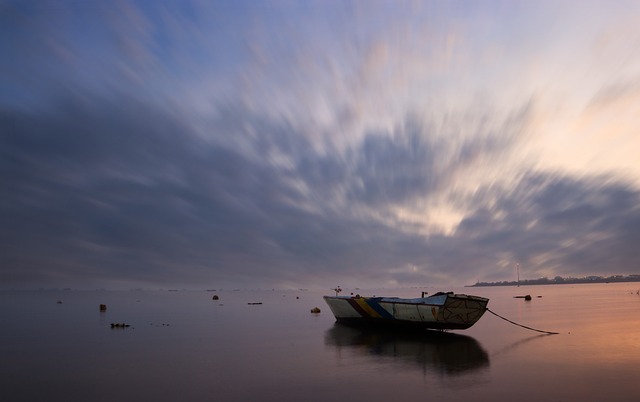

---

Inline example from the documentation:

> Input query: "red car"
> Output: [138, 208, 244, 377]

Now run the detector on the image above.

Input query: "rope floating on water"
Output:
[486, 308, 559, 335]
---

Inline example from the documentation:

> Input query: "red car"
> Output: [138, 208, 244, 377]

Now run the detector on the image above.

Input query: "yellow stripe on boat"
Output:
[355, 298, 382, 318]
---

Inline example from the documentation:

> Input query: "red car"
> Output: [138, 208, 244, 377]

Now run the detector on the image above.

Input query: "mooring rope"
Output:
[486, 308, 559, 335]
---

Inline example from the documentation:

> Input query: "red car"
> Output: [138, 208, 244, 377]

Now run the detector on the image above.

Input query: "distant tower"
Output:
[516, 263, 520, 287]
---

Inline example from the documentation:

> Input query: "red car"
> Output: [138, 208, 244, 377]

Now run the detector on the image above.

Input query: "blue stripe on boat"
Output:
[366, 298, 395, 320]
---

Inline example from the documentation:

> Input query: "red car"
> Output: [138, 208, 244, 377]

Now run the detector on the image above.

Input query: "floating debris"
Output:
[110, 323, 130, 328]
[56, 300, 63, 304]
[514, 295, 532, 301]
[99, 304, 107, 312]
[248, 302, 263, 305]
[310, 307, 321, 314]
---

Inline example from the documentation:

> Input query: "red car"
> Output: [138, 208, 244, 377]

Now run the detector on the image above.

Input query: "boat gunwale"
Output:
[323, 294, 489, 306]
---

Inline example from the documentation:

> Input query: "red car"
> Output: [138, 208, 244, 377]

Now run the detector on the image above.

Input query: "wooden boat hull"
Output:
[323, 293, 489, 330]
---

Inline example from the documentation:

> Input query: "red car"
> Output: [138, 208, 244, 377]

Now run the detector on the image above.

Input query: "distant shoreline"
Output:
[469, 275, 640, 287]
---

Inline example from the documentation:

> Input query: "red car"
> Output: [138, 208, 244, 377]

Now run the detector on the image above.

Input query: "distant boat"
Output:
[323, 292, 489, 331]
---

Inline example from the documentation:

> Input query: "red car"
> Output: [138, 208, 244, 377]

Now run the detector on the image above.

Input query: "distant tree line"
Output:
[470, 274, 640, 287]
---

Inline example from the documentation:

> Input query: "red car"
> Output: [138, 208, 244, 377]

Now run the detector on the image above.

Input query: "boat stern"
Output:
[436, 294, 489, 329]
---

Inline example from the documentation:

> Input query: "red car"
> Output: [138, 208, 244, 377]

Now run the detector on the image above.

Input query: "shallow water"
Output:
[1, 283, 639, 401]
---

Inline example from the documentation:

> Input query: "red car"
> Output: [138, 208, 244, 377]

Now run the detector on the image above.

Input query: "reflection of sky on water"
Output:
[324, 323, 489, 378]
[3, 285, 640, 401]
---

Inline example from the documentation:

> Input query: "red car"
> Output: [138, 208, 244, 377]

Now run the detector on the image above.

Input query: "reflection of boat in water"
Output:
[325, 323, 490, 375]
[324, 292, 488, 330]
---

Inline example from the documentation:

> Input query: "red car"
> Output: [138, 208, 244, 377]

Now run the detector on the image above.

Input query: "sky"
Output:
[1, 0, 640, 290]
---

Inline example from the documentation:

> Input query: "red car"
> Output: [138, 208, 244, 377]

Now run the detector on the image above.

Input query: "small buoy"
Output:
[310, 307, 321, 314]
[99, 304, 107, 311]
[56, 300, 63, 304]
[212, 295, 219, 300]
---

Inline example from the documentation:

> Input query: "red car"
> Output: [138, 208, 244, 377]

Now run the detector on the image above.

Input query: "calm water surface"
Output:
[1, 283, 640, 401]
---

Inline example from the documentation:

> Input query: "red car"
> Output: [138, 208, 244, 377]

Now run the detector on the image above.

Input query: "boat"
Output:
[323, 292, 489, 330]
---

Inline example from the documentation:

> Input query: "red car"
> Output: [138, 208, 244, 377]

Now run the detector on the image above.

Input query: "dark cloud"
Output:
[349, 126, 438, 205]
[1, 94, 639, 289]
[453, 174, 640, 280]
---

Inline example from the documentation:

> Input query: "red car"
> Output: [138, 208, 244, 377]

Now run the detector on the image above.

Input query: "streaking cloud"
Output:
[1, 1, 639, 289]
